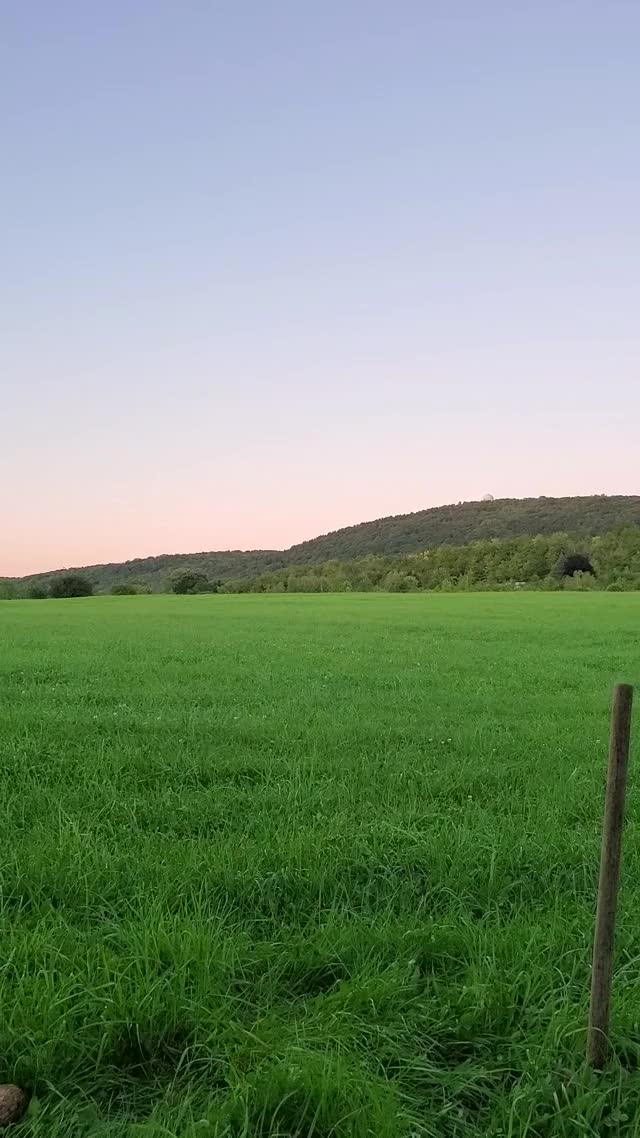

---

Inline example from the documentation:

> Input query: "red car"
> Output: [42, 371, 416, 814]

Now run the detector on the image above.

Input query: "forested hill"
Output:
[11, 494, 640, 593]
[285, 495, 640, 564]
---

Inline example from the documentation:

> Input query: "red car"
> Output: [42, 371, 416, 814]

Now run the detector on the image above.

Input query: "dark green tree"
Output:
[49, 575, 94, 598]
[26, 583, 48, 599]
[557, 552, 595, 578]
[168, 570, 213, 595]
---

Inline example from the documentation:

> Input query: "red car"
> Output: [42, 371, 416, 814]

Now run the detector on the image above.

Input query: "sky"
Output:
[2, 1, 639, 576]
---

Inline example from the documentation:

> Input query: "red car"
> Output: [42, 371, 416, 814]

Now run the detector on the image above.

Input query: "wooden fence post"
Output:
[587, 683, 634, 1068]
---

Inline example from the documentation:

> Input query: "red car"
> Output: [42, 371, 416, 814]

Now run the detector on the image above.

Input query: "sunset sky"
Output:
[2, 1, 638, 576]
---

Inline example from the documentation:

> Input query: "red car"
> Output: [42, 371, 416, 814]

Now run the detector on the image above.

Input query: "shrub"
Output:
[399, 574, 419, 592]
[131, 582, 152, 595]
[383, 571, 405, 592]
[112, 582, 153, 596]
[557, 553, 595, 578]
[563, 570, 596, 591]
[168, 570, 213, 595]
[49, 574, 94, 598]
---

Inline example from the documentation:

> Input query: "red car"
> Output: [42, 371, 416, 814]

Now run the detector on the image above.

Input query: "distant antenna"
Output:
[481, 493, 495, 502]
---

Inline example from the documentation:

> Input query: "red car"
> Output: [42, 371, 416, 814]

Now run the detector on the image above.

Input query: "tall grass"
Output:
[1, 593, 639, 1136]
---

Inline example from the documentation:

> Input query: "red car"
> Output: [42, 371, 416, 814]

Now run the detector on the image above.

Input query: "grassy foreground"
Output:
[1, 593, 640, 1137]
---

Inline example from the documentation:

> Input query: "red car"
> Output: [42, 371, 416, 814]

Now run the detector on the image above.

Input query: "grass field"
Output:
[1, 593, 640, 1137]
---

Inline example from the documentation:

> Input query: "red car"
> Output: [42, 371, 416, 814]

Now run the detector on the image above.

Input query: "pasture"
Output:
[1, 593, 640, 1136]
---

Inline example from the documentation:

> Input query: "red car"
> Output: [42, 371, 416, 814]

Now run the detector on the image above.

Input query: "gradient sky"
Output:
[2, 1, 638, 575]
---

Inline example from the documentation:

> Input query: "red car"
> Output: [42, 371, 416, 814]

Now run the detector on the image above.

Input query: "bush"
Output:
[399, 574, 419, 592]
[563, 570, 596, 591]
[49, 574, 94, 598]
[383, 571, 405, 592]
[606, 581, 624, 592]
[112, 582, 153, 596]
[168, 570, 213, 595]
[557, 552, 595, 578]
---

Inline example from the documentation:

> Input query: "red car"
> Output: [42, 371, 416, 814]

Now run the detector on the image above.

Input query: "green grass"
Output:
[1, 593, 640, 1136]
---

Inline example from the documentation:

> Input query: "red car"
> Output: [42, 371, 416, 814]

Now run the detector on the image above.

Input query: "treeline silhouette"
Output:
[5, 526, 638, 598]
[6, 495, 640, 595]
[217, 528, 640, 593]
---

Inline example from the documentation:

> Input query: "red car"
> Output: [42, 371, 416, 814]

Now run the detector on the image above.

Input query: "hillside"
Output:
[10, 494, 640, 593]
[16, 550, 287, 595]
[220, 527, 640, 594]
[285, 494, 640, 563]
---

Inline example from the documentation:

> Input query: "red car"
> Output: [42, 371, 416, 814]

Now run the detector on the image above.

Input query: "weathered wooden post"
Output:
[587, 683, 634, 1068]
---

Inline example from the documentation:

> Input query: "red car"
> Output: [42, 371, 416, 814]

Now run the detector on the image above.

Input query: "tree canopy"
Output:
[49, 575, 94, 598]
[217, 528, 640, 594]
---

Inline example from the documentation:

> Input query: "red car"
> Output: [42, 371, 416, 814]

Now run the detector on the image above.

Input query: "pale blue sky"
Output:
[2, 1, 638, 574]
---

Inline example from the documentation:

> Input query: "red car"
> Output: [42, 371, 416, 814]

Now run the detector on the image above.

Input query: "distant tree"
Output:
[112, 581, 152, 595]
[26, 582, 48, 599]
[219, 578, 250, 594]
[131, 582, 153, 595]
[0, 580, 17, 600]
[287, 572, 322, 593]
[49, 574, 94, 598]
[214, 527, 640, 595]
[557, 553, 595, 578]
[168, 570, 213, 595]
[383, 570, 405, 593]
[399, 574, 420, 592]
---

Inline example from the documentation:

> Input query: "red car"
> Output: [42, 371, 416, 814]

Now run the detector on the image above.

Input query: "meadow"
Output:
[1, 593, 640, 1137]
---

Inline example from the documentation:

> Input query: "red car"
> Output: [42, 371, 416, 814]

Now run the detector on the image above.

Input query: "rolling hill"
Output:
[11, 494, 640, 593]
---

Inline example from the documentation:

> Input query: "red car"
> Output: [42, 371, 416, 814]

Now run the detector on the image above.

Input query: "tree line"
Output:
[7, 495, 640, 596]
[214, 528, 640, 594]
[5, 526, 640, 598]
